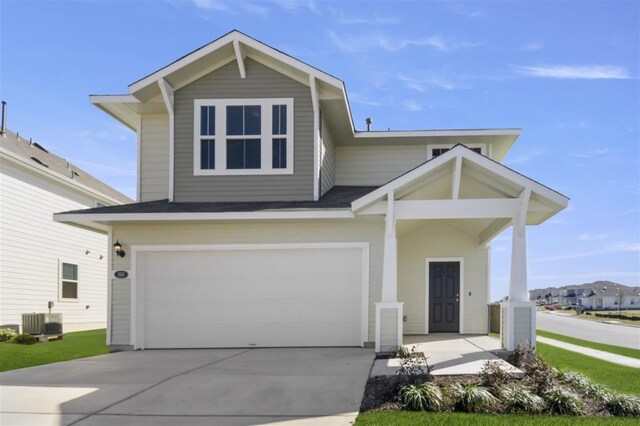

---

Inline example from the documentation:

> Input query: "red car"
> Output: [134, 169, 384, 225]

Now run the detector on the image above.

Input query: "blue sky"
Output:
[1, 0, 638, 299]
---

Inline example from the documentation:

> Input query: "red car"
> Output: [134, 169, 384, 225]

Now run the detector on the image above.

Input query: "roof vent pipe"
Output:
[0, 101, 6, 135]
[365, 117, 372, 131]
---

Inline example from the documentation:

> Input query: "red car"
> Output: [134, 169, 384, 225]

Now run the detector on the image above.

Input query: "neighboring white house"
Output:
[0, 127, 132, 333]
[55, 30, 569, 352]
[529, 281, 640, 309]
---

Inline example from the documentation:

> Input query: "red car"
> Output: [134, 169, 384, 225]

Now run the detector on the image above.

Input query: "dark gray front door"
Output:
[429, 262, 460, 332]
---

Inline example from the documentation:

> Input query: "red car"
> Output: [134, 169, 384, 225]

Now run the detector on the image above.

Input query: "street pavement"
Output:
[536, 311, 640, 349]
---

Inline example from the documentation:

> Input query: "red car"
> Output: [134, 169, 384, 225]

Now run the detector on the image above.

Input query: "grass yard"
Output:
[536, 342, 640, 396]
[0, 329, 108, 372]
[537, 330, 640, 359]
[355, 411, 640, 425]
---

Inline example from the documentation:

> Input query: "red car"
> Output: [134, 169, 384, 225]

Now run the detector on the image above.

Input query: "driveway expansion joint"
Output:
[66, 349, 252, 426]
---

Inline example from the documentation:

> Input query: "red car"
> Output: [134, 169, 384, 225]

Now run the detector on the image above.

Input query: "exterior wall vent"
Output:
[30, 156, 49, 168]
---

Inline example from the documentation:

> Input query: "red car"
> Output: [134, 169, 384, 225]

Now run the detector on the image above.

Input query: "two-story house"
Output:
[1, 125, 131, 333]
[55, 31, 568, 352]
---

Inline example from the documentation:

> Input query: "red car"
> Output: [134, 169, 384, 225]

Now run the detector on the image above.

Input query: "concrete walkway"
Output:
[536, 336, 640, 368]
[0, 347, 374, 426]
[371, 334, 522, 377]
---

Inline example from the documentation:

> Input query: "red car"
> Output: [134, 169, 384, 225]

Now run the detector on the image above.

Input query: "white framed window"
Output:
[59, 261, 78, 301]
[193, 98, 294, 175]
[427, 143, 489, 160]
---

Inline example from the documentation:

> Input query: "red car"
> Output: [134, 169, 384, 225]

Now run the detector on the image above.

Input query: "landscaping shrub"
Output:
[606, 394, 640, 417]
[390, 346, 411, 359]
[479, 361, 512, 390]
[558, 371, 592, 393]
[11, 333, 37, 345]
[500, 386, 546, 413]
[543, 386, 584, 415]
[448, 382, 497, 413]
[397, 382, 443, 411]
[0, 328, 18, 342]
[396, 346, 432, 376]
[508, 341, 536, 368]
[586, 383, 612, 403]
[523, 353, 556, 395]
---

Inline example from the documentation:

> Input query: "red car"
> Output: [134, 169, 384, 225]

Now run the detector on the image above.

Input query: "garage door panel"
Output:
[139, 246, 365, 349]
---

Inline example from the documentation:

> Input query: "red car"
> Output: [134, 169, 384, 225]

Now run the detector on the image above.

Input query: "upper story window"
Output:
[428, 144, 488, 160]
[194, 98, 294, 176]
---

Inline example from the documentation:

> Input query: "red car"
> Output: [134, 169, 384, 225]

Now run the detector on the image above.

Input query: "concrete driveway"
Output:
[0, 347, 374, 426]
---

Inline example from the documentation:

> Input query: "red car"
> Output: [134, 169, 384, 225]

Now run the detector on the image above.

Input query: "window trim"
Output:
[193, 98, 294, 176]
[59, 260, 79, 302]
[427, 143, 489, 160]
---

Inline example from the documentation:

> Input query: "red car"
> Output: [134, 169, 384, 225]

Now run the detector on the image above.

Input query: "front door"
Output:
[429, 262, 460, 332]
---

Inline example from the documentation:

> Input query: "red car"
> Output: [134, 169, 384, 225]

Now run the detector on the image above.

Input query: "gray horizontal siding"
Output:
[174, 58, 314, 202]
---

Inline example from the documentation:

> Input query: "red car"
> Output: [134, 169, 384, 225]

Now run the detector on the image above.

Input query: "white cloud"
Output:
[397, 73, 457, 91]
[449, 3, 484, 18]
[512, 64, 631, 79]
[191, 0, 268, 15]
[401, 100, 428, 112]
[577, 233, 608, 241]
[307, 0, 321, 14]
[348, 93, 383, 107]
[570, 148, 610, 159]
[328, 31, 478, 53]
[74, 160, 137, 178]
[504, 150, 544, 165]
[534, 241, 640, 262]
[557, 121, 592, 129]
[520, 42, 544, 51]
[493, 270, 640, 283]
[332, 9, 400, 25]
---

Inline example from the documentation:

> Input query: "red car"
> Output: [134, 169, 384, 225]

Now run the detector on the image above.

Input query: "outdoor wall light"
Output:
[113, 240, 126, 258]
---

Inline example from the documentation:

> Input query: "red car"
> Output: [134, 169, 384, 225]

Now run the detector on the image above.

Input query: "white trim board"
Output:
[130, 242, 370, 349]
[424, 258, 465, 334]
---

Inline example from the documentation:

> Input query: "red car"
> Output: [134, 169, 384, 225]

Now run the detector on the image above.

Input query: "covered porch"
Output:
[351, 145, 568, 352]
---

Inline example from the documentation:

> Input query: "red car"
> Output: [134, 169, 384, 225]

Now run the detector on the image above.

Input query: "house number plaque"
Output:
[114, 270, 128, 279]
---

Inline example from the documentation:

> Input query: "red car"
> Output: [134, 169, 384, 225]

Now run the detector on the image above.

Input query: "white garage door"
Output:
[135, 245, 366, 349]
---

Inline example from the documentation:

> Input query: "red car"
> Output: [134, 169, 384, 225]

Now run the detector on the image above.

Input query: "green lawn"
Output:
[355, 411, 640, 425]
[0, 329, 108, 372]
[536, 342, 640, 396]
[537, 330, 640, 359]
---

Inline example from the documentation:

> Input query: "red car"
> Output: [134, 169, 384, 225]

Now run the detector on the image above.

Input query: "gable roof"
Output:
[0, 129, 132, 205]
[351, 144, 569, 221]
[90, 31, 521, 158]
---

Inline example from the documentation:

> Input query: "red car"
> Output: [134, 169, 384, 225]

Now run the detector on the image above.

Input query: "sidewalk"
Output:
[536, 336, 640, 368]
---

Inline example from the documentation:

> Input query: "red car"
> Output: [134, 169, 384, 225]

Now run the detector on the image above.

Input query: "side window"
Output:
[60, 262, 78, 300]
[199, 105, 216, 170]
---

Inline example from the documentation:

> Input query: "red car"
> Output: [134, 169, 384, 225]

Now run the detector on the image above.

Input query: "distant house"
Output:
[530, 281, 640, 310]
[0, 127, 131, 332]
[577, 281, 640, 310]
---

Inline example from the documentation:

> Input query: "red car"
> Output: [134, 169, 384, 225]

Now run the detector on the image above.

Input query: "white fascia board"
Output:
[353, 128, 521, 139]
[53, 209, 355, 223]
[90, 95, 141, 131]
[351, 145, 569, 213]
[0, 147, 126, 207]
[128, 31, 344, 95]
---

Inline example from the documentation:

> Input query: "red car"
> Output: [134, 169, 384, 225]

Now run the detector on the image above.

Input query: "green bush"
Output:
[606, 394, 640, 417]
[479, 361, 513, 390]
[586, 383, 612, 403]
[391, 346, 411, 359]
[0, 328, 18, 342]
[543, 386, 584, 415]
[398, 383, 443, 411]
[11, 333, 37, 345]
[448, 382, 497, 413]
[558, 371, 591, 392]
[501, 386, 546, 413]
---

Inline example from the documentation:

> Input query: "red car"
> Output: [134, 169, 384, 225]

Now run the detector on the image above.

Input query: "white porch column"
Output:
[375, 191, 403, 352]
[501, 188, 536, 351]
